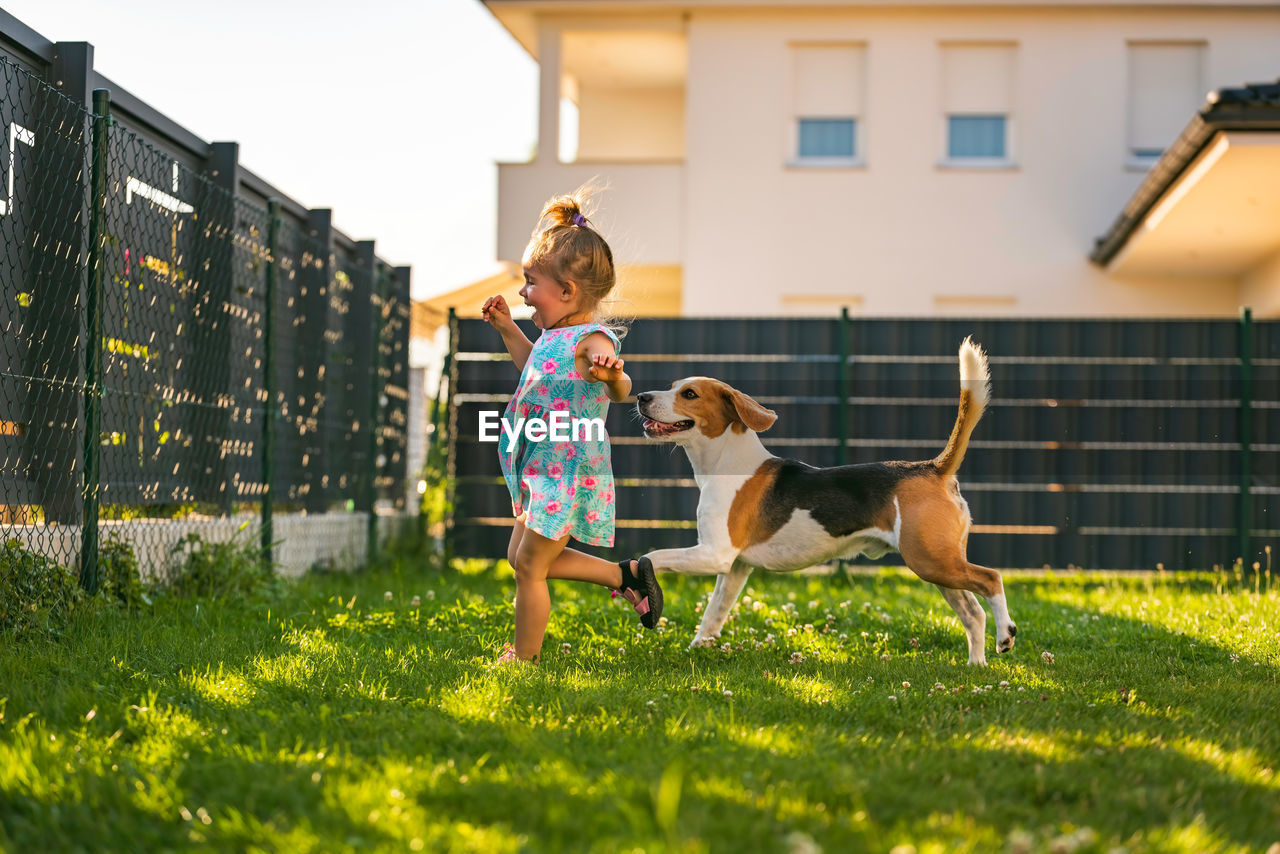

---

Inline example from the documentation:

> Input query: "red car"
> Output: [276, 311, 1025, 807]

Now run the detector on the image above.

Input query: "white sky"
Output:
[0, 0, 538, 299]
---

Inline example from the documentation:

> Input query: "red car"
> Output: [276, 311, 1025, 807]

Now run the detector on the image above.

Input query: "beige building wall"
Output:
[577, 86, 686, 161]
[1242, 251, 1280, 318]
[680, 6, 1280, 317]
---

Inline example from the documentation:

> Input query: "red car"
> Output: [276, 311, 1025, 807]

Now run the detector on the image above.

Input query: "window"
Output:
[941, 43, 1016, 165]
[948, 116, 1007, 158]
[791, 44, 865, 164]
[799, 118, 855, 157]
[1127, 43, 1205, 164]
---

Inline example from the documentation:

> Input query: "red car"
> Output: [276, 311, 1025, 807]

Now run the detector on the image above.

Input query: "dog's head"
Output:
[635, 377, 777, 445]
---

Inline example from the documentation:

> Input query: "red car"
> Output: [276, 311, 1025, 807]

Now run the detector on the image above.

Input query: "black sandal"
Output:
[612, 556, 663, 629]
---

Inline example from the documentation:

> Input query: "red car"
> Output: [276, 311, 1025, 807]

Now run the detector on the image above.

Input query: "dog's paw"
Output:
[688, 636, 718, 650]
[997, 623, 1018, 654]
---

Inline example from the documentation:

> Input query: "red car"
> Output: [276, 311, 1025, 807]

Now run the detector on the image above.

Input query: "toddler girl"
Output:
[482, 189, 663, 662]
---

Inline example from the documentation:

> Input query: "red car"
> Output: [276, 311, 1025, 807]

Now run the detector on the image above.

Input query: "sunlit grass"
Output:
[1, 556, 1278, 852]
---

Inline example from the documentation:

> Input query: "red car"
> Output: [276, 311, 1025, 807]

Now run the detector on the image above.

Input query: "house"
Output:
[480, 0, 1280, 317]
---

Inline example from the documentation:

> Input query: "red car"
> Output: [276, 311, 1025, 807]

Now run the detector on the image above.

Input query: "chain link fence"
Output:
[0, 55, 412, 608]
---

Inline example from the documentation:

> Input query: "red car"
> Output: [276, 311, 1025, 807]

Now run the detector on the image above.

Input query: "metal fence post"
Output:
[262, 199, 280, 565]
[1239, 306, 1253, 568]
[836, 307, 850, 576]
[79, 88, 110, 593]
[366, 260, 384, 565]
[838, 306, 849, 466]
[443, 306, 458, 561]
[207, 142, 242, 516]
[304, 209, 333, 513]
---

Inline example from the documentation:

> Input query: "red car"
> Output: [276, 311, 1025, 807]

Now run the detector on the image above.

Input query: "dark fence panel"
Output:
[0, 44, 411, 581]
[447, 316, 1278, 571]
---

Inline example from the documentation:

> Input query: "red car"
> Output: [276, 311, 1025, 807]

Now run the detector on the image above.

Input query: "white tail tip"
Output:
[959, 336, 990, 408]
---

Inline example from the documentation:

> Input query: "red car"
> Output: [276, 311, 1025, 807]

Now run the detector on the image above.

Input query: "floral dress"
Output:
[498, 322, 620, 546]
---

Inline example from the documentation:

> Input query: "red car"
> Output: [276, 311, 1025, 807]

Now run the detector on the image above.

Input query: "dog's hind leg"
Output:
[937, 585, 987, 666]
[898, 484, 1018, 662]
[690, 561, 752, 649]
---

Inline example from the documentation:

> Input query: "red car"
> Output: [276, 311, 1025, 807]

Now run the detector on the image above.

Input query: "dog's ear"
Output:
[725, 386, 777, 433]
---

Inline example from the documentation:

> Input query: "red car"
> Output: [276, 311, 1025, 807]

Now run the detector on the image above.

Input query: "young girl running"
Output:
[482, 189, 663, 663]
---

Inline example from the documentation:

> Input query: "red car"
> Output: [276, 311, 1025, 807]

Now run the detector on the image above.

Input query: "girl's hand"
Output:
[588, 353, 625, 383]
[482, 295, 513, 329]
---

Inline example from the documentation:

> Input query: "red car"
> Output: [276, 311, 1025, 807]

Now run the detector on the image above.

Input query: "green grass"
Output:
[1, 557, 1278, 853]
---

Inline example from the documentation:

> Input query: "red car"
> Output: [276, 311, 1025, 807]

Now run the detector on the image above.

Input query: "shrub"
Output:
[98, 535, 151, 608]
[0, 538, 82, 637]
[162, 525, 279, 600]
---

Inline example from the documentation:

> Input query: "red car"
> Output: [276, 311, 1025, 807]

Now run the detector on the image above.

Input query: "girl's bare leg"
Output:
[512, 524, 571, 660]
[547, 548, 631, 587]
[510, 518, 632, 589]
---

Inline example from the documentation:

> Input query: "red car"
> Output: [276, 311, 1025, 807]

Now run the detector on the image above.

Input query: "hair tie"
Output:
[571, 212, 588, 227]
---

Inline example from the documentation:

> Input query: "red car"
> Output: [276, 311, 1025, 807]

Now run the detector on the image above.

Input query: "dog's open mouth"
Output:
[642, 417, 694, 437]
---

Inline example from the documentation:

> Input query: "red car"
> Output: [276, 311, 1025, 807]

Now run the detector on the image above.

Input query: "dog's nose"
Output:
[637, 392, 653, 405]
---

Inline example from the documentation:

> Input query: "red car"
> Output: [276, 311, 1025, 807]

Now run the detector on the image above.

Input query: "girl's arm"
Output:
[577, 332, 632, 403]
[482, 295, 534, 371]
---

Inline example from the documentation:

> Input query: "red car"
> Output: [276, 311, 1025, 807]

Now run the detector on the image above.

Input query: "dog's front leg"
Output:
[690, 573, 730, 648]
[645, 544, 734, 576]
[690, 561, 753, 649]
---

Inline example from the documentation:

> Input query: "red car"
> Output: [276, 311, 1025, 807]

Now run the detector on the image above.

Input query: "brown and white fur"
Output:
[635, 337, 1016, 665]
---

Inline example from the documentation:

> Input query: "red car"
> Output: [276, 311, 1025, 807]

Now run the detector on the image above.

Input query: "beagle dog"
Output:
[635, 337, 1016, 665]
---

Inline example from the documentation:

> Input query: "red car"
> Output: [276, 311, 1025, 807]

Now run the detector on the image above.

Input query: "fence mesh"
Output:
[0, 56, 410, 602]
[0, 57, 91, 618]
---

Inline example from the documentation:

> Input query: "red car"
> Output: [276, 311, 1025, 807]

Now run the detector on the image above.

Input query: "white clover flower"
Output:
[887, 695, 897, 701]
[411, 595, 421, 607]
[999, 680, 1010, 689]
[384, 591, 393, 602]
[902, 681, 910, 689]
[723, 689, 733, 697]
[790, 652, 805, 664]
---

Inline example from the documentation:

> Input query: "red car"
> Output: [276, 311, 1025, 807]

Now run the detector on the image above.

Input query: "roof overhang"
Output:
[1092, 80, 1280, 277]
[1101, 131, 1280, 277]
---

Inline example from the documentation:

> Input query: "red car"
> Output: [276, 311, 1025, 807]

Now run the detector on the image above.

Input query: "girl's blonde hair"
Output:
[523, 186, 629, 339]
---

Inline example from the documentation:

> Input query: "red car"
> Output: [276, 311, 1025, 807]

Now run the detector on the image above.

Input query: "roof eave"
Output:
[1090, 83, 1280, 268]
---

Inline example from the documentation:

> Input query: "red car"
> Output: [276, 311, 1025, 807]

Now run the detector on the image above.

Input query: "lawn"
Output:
[1, 554, 1278, 853]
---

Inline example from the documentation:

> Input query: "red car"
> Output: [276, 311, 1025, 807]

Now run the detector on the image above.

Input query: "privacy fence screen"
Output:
[0, 50, 410, 588]
[445, 314, 1277, 571]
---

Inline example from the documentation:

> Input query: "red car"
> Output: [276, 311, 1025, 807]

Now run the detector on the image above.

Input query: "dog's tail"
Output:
[934, 337, 990, 477]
